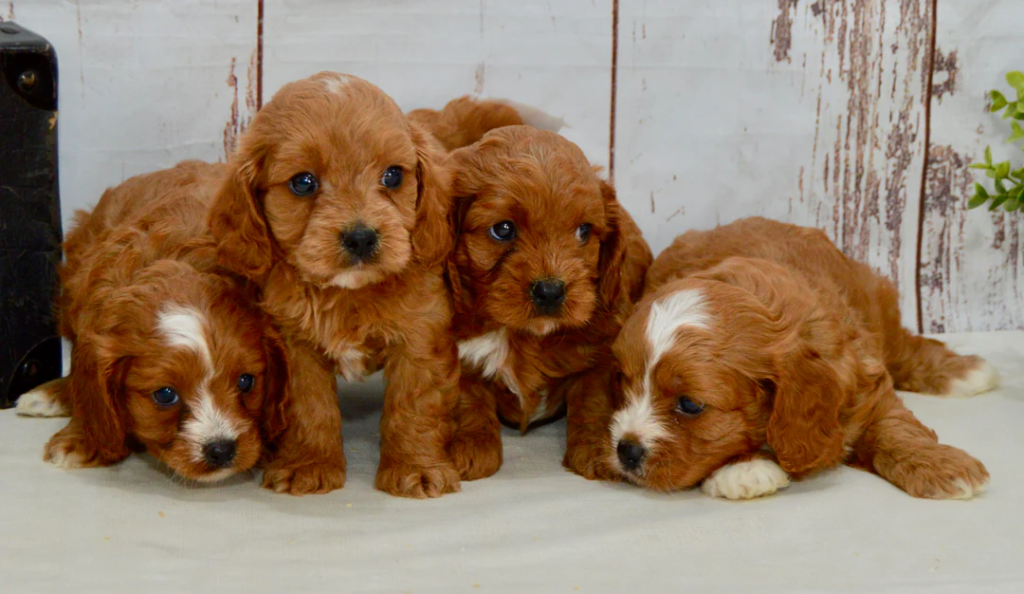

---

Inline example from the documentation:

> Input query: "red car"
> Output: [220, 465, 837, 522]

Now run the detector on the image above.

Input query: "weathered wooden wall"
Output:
[7, 0, 1023, 333]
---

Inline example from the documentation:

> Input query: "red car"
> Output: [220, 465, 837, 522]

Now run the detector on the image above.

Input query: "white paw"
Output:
[948, 476, 989, 500]
[701, 459, 790, 500]
[16, 386, 69, 417]
[943, 360, 999, 398]
[45, 446, 86, 470]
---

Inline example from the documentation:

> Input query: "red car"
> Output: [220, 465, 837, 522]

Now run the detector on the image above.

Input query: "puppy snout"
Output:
[530, 279, 566, 313]
[340, 224, 379, 262]
[202, 440, 237, 468]
[617, 439, 646, 472]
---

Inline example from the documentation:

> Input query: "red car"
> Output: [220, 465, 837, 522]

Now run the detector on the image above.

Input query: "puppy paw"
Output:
[262, 461, 346, 495]
[942, 358, 999, 398]
[43, 428, 123, 469]
[701, 458, 790, 500]
[448, 430, 503, 481]
[889, 445, 989, 500]
[563, 444, 622, 482]
[16, 381, 70, 418]
[376, 460, 461, 499]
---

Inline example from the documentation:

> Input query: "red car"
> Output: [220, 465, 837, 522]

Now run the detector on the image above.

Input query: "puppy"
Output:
[16, 161, 290, 484]
[208, 72, 460, 497]
[604, 217, 995, 500]
[414, 103, 652, 480]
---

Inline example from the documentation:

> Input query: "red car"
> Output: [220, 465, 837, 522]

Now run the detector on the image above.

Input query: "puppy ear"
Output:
[597, 181, 652, 314]
[409, 122, 455, 270]
[765, 343, 849, 475]
[207, 140, 275, 279]
[67, 339, 132, 461]
[259, 325, 292, 444]
[696, 258, 850, 475]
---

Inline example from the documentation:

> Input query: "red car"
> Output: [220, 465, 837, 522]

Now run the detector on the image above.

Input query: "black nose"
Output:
[617, 440, 646, 472]
[340, 225, 379, 261]
[530, 279, 566, 313]
[202, 440, 236, 468]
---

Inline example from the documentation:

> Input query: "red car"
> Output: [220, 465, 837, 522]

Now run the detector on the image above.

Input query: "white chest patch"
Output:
[457, 327, 522, 398]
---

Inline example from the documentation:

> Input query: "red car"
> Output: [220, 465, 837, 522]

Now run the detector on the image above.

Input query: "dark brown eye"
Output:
[676, 396, 704, 416]
[289, 172, 318, 196]
[489, 220, 516, 241]
[381, 166, 403, 189]
[576, 223, 592, 242]
[152, 387, 180, 407]
[237, 374, 255, 394]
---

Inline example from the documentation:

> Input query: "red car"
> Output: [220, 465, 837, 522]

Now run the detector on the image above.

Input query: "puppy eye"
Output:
[237, 374, 255, 394]
[489, 221, 516, 242]
[289, 172, 319, 196]
[676, 396, 704, 416]
[381, 166, 403, 189]
[576, 223, 592, 242]
[152, 387, 180, 407]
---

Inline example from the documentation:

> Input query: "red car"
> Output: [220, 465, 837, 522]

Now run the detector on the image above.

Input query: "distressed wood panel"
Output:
[613, 0, 932, 326]
[919, 0, 1024, 333]
[11, 0, 259, 232]
[261, 0, 613, 167]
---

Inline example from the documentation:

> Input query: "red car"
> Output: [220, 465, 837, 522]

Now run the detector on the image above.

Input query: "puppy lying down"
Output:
[604, 217, 996, 500]
[17, 162, 290, 485]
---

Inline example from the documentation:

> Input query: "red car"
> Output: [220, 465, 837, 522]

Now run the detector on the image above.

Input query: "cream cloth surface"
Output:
[2, 332, 1022, 593]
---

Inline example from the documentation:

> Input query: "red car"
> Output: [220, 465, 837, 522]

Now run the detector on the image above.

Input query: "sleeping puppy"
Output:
[16, 161, 290, 484]
[604, 217, 995, 500]
[208, 72, 460, 498]
[414, 100, 652, 480]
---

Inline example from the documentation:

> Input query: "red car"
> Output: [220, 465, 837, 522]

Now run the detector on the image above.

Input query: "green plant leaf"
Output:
[968, 194, 989, 209]
[997, 161, 1011, 179]
[989, 194, 1009, 211]
[1003, 103, 1018, 119]
[969, 163, 991, 170]
[991, 90, 1008, 111]
[985, 146, 993, 165]
[1018, 85, 1024, 102]
[1005, 199, 1021, 212]
[1010, 121, 1024, 143]
[996, 179, 1008, 194]
[1013, 168, 1024, 180]
[974, 182, 989, 198]
[1007, 71, 1024, 89]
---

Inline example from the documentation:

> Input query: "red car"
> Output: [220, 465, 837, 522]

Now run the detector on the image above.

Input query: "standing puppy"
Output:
[17, 162, 291, 485]
[603, 217, 995, 500]
[208, 72, 459, 497]
[415, 100, 652, 480]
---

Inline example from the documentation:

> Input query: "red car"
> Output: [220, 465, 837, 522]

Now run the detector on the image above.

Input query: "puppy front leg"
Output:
[261, 339, 346, 495]
[44, 416, 130, 469]
[562, 367, 622, 482]
[854, 399, 989, 500]
[377, 334, 461, 498]
[448, 374, 503, 481]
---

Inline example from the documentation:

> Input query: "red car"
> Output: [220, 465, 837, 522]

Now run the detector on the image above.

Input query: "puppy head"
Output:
[607, 258, 870, 491]
[448, 126, 632, 335]
[209, 72, 452, 290]
[73, 260, 289, 482]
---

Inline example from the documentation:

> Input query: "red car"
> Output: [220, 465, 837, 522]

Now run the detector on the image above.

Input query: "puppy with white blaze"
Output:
[17, 162, 290, 485]
[606, 217, 995, 500]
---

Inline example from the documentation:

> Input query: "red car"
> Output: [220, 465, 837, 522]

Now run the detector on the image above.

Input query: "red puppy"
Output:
[601, 217, 995, 499]
[17, 162, 290, 485]
[208, 72, 460, 497]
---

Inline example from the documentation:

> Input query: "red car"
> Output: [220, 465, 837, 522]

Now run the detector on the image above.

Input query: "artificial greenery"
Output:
[969, 71, 1024, 212]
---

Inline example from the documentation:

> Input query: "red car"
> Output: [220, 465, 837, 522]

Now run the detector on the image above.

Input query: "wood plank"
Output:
[919, 0, 1024, 332]
[11, 0, 259, 232]
[260, 0, 613, 167]
[613, 0, 933, 326]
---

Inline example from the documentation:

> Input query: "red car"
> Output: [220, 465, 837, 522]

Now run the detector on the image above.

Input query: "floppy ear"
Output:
[207, 140, 275, 279]
[597, 181, 652, 314]
[66, 339, 133, 461]
[765, 341, 849, 475]
[409, 122, 456, 271]
[259, 325, 292, 445]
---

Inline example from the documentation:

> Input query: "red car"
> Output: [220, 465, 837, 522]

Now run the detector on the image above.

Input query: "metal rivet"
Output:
[17, 70, 38, 92]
